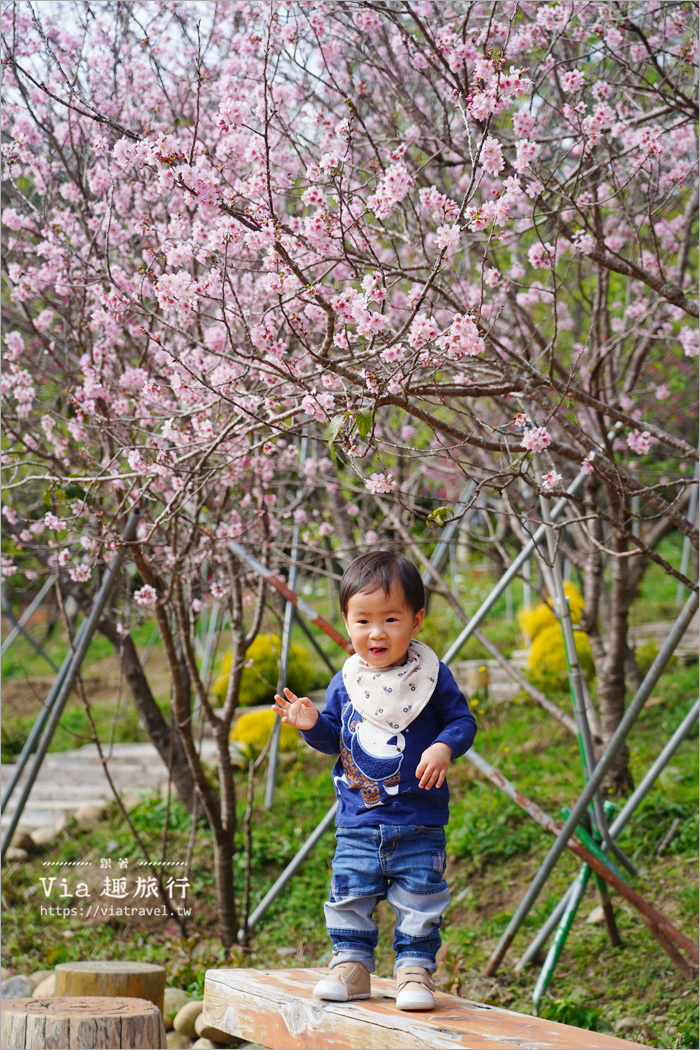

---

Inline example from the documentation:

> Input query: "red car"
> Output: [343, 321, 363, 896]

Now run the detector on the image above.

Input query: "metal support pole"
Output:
[265, 436, 308, 808]
[442, 472, 587, 664]
[676, 463, 698, 605]
[421, 481, 475, 587]
[483, 589, 698, 975]
[533, 864, 591, 1008]
[515, 697, 699, 972]
[1, 587, 59, 672]
[1, 575, 56, 656]
[535, 455, 635, 878]
[1, 618, 89, 811]
[1, 509, 140, 860]
[292, 608, 336, 676]
[239, 802, 338, 939]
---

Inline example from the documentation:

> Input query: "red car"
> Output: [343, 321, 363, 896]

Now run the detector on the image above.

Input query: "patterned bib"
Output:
[341, 639, 440, 732]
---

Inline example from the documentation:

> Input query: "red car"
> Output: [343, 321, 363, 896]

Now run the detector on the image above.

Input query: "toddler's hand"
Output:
[416, 742, 452, 790]
[271, 687, 319, 730]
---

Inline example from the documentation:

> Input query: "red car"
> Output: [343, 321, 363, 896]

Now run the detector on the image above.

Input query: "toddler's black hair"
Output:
[339, 551, 425, 616]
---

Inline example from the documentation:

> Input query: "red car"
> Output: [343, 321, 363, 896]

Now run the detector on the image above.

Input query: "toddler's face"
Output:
[342, 581, 425, 668]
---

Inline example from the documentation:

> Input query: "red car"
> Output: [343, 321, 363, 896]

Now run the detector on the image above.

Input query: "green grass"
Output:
[2, 559, 697, 1047]
[2, 657, 697, 1048]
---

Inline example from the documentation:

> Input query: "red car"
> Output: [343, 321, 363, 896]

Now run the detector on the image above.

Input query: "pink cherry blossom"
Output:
[541, 470, 562, 490]
[581, 452, 596, 475]
[435, 224, 461, 250]
[479, 136, 505, 176]
[521, 427, 552, 452]
[365, 472, 395, 494]
[134, 585, 158, 606]
[627, 429, 652, 455]
[69, 564, 92, 582]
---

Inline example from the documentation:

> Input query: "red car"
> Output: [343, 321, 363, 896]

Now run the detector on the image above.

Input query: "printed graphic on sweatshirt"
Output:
[335, 701, 405, 809]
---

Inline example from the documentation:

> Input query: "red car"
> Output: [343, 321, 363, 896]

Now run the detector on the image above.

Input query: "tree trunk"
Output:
[596, 496, 634, 795]
[98, 618, 197, 811]
[214, 832, 238, 950]
[10, 539, 198, 812]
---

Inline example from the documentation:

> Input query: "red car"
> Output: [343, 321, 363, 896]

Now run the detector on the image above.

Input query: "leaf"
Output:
[355, 410, 373, 438]
[324, 412, 346, 444]
[60, 483, 87, 501]
[426, 506, 453, 530]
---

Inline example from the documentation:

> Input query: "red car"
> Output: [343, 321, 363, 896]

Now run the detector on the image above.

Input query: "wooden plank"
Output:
[202, 968, 651, 1050]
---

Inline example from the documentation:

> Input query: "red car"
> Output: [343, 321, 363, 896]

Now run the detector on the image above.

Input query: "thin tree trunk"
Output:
[597, 490, 634, 795]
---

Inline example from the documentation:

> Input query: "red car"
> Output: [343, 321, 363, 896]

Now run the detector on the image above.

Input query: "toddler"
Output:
[272, 551, 476, 1010]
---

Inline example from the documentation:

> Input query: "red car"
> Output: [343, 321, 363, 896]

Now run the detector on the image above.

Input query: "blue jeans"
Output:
[324, 824, 450, 976]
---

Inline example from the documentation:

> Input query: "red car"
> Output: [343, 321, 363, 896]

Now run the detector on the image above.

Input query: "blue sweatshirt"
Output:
[301, 661, 477, 827]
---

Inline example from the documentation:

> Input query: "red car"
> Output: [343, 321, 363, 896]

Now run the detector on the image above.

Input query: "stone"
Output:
[31, 818, 66, 847]
[27, 969, 54, 990]
[586, 905, 605, 924]
[1, 974, 36, 998]
[10, 828, 34, 851]
[163, 987, 191, 1030]
[194, 1010, 233, 1042]
[32, 973, 57, 997]
[173, 1000, 204, 1038]
[74, 802, 106, 827]
[191, 1041, 218, 1050]
[5, 847, 29, 861]
[166, 1032, 193, 1049]
[614, 1016, 638, 1034]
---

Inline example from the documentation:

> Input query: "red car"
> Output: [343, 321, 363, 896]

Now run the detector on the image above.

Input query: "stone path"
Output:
[1, 740, 223, 832]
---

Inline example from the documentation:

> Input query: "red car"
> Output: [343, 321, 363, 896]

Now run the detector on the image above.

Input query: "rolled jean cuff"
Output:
[393, 953, 437, 976]
[330, 949, 376, 972]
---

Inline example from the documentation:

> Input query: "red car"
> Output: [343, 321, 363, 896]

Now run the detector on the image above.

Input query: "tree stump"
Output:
[0, 996, 166, 1049]
[55, 961, 165, 1014]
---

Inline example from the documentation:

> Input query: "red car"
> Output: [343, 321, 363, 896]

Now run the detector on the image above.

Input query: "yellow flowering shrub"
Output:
[214, 632, 314, 707]
[230, 709, 299, 757]
[528, 622, 594, 690]
[518, 581, 586, 641]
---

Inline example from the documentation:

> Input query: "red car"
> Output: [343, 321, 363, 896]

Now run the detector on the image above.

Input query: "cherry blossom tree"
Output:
[2, 0, 698, 938]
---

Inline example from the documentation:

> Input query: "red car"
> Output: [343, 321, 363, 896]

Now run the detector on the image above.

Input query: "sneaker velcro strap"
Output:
[397, 969, 435, 991]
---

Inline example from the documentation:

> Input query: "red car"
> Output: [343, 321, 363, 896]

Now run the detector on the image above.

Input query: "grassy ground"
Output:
[2, 548, 697, 1047]
[3, 658, 697, 1047]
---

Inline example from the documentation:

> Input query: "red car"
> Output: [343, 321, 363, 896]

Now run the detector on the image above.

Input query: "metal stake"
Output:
[442, 472, 588, 664]
[1, 586, 59, 672]
[1, 509, 140, 859]
[483, 590, 698, 975]
[265, 435, 308, 808]
[515, 698, 699, 972]
[1, 575, 56, 656]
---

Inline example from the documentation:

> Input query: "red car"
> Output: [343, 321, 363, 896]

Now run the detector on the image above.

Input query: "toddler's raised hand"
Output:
[271, 687, 319, 730]
[416, 742, 452, 790]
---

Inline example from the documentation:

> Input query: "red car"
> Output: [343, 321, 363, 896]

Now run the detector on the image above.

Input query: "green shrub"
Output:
[538, 998, 612, 1033]
[214, 633, 315, 707]
[519, 581, 585, 641]
[231, 709, 299, 758]
[634, 638, 659, 677]
[528, 622, 594, 691]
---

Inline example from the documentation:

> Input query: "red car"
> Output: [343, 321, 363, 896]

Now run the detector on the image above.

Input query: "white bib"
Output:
[342, 639, 440, 733]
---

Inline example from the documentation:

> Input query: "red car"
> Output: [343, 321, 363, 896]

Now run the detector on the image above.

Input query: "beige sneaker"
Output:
[313, 961, 371, 1002]
[395, 966, 435, 1010]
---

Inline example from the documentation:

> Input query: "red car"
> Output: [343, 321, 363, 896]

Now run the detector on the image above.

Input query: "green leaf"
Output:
[355, 411, 373, 438]
[59, 483, 87, 501]
[426, 506, 453, 530]
[324, 412, 346, 444]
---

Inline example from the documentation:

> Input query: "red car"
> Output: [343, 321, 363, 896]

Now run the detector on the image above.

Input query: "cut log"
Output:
[0, 996, 166, 1049]
[202, 967, 652, 1050]
[55, 961, 165, 1014]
